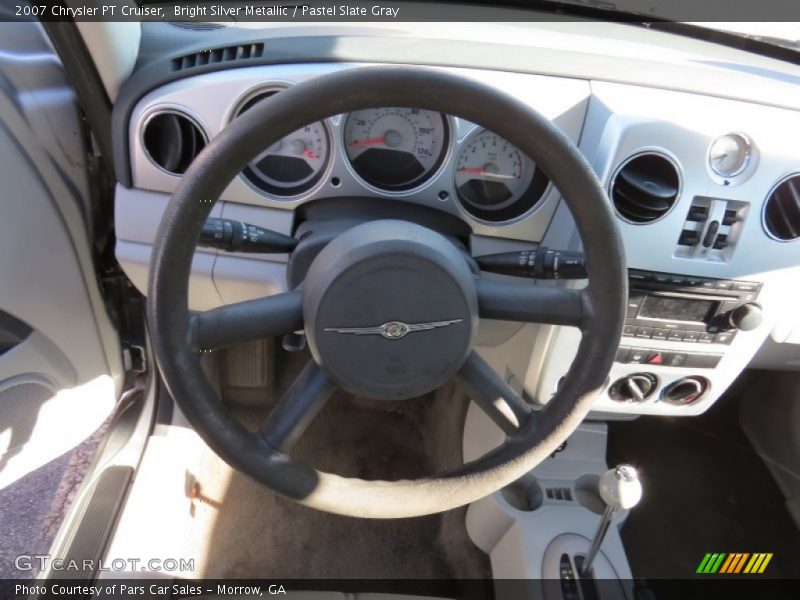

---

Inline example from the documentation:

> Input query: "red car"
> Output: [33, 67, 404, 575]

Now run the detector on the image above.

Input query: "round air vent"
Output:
[610, 153, 680, 224]
[142, 111, 207, 175]
[763, 174, 800, 241]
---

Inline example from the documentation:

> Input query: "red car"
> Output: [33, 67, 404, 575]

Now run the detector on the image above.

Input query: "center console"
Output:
[590, 269, 768, 415]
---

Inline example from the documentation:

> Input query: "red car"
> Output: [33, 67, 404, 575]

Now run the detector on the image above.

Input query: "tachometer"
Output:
[454, 129, 548, 222]
[238, 91, 330, 197]
[344, 107, 448, 190]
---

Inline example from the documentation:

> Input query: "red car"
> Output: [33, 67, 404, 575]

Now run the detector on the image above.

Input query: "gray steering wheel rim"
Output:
[147, 65, 626, 518]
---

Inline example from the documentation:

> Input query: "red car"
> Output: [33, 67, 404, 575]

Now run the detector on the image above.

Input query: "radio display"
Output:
[639, 295, 717, 323]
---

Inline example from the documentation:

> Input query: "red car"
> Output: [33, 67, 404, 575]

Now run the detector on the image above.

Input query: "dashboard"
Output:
[114, 20, 800, 419]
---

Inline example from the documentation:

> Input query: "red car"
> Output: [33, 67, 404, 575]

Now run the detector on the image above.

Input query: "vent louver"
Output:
[611, 153, 680, 224]
[168, 22, 228, 32]
[142, 112, 206, 175]
[171, 43, 265, 72]
[764, 175, 800, 241]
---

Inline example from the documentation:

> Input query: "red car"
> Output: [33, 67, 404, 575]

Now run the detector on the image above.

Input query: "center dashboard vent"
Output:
[610, 153, 680, 224]
[142, 111, 206, 175]
[171, 43, 265, 72]
[764, 175, 800, 241]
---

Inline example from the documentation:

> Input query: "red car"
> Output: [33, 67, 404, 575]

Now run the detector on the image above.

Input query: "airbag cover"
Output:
[303, 220, 477, 400]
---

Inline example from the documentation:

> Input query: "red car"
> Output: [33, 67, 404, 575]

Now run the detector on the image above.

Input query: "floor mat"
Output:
[608, 373, 800, 580]
[200, 347, 493, 597]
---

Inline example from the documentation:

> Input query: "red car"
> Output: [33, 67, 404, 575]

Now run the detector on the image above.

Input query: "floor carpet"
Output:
[608, 372, 800, 581]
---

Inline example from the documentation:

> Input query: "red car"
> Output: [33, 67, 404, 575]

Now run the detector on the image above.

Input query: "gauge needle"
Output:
[302, 149, 320, 160]
[457, 168, 517, 180]
[350, 137, 386, 148]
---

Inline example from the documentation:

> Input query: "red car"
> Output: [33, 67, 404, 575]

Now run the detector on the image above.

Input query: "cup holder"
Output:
[500, 474, 544, 512]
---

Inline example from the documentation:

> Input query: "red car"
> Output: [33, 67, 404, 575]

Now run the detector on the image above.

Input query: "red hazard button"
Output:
[647, 352, 664, 365]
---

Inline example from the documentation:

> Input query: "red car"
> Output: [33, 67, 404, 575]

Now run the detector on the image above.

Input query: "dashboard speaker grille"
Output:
[764, 175, 800, 241]
[142, 111, 206, 175]
[611, 153, 680, 224]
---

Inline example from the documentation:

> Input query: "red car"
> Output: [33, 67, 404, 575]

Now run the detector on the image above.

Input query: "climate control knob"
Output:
[662, 376, 708, 406]
[728, 303, 763, 331]
[609, 373, 658, 403]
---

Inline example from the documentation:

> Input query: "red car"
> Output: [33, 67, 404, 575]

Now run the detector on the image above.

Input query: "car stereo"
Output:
[623, 269, 762, 345]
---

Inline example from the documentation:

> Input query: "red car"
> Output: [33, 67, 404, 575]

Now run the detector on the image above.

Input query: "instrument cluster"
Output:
[232, 100, 550, 224]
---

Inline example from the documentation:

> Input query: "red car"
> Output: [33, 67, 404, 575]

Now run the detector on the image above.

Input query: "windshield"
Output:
[697, 22, 799, 51]
[141, 1, 800, 53]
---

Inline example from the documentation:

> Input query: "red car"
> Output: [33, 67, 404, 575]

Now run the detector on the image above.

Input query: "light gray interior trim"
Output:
[0, 22, 123, 394]
[75, 20, 141, 101]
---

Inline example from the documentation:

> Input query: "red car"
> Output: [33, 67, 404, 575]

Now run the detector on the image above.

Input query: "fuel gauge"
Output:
[454, 129, 547, 222]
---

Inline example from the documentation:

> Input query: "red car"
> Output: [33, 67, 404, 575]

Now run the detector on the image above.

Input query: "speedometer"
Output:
[344, 107, 448, 191]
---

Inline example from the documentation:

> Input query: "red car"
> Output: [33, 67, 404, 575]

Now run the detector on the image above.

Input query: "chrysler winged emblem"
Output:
[324, 319, 463, 340]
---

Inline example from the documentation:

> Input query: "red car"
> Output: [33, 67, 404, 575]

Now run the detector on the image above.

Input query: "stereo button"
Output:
[714, 332, 735, 344]
[635, 327, 653, 338]
[651, 329, 669, 340]
[653, 273, 670, 284]
[623, 325, 636, 337]
[683, 331, 700, 342]
[668, 330, 685, 341]
[685, 276, 704, 287]
[685, 354, 723, 369]
[733, 281, 760, 293]
[666, 352, 688, 367]
[698, 333, 715, 343]
[629, 270, 652, 282]
[715, 280, 734, 291]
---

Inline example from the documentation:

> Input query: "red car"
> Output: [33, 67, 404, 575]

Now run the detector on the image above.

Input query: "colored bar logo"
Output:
[696, 552, 773, 574]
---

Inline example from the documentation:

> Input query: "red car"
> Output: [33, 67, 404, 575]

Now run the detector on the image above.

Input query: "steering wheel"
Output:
[147, 66, 626, 518]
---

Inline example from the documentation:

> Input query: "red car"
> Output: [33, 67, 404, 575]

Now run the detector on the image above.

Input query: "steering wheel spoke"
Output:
[193, 290, 304, 351]
[455, 352, 535, 435]
[476, 278, 585, 328]
[259, 361, 337, 453]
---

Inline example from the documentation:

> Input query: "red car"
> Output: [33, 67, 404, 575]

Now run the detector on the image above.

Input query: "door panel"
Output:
[0, 21, 122, 488]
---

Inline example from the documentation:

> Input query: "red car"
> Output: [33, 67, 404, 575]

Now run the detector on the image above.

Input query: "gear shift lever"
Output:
[580, 464, 642, 577]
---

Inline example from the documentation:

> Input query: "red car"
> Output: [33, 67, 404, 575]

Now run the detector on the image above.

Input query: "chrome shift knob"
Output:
[580, 464, 642, 578]
[599, 464, 642, 511]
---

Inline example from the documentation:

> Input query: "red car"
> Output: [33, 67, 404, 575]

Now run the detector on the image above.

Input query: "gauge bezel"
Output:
[607, 149, 683, 226]
[342, 107, 451, 193]
[140, 106, 209, 178]
[761, 171, 800, 243]
[707, 132, 753, 179]
[233, 84, 333, 199]
[453, 127, 550, 223]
